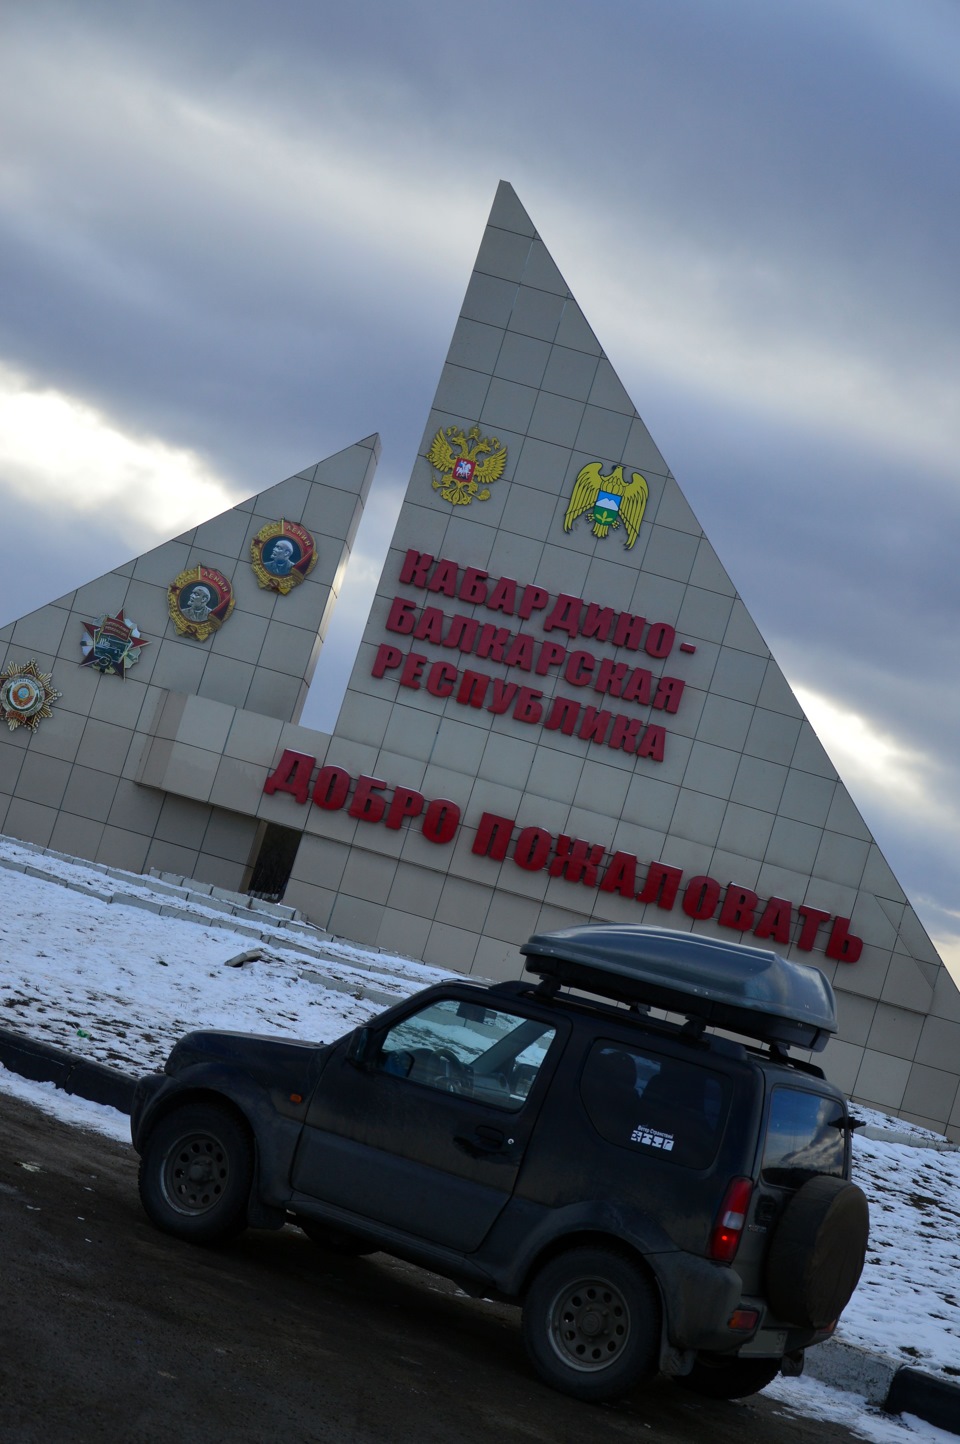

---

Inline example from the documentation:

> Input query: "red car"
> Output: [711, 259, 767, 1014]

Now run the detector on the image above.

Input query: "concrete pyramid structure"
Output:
[283, 183, 956, 1134]
[1, 184, 958, 1136]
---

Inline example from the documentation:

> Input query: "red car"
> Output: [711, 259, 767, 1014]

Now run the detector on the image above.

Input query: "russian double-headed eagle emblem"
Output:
[427, 425, 507, 507]
[0, 659, 62, 732]
[563, 463, 648, 549]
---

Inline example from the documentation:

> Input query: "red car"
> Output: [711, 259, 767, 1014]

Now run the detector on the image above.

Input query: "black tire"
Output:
[522, 1246, 660, 1402]
[138, 1103, 253, 1244]
[676, 1355, 781, 1400]
[765, 1176, 869, 1328]
[296, 1218, 377, 1256]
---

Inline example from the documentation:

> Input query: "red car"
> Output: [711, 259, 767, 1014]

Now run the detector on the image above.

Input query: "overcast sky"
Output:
[1, 0, 958, 969]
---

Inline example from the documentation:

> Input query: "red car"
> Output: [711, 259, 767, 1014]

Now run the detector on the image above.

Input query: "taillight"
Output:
[710, 1177, 754, 1262]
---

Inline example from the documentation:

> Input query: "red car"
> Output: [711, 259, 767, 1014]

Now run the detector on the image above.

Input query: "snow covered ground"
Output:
[1, 835, 958, 1443]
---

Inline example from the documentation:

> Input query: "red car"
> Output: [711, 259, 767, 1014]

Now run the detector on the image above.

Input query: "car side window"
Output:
[580, 1041, 730, 1169]
[761, 1087, 846, 1185]
[376, 997, 557, 1112]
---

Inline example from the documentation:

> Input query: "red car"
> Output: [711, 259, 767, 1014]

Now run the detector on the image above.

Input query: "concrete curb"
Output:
[886, 1367, 960, 1433]
[0, 1027, 135, 1113]
[1, 1023, 959, 1432]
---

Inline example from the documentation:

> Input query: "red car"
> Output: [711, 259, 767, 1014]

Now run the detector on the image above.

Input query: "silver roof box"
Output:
[520, 924, 837, 1052]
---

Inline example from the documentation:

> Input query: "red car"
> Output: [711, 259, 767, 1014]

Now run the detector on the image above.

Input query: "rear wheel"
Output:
[138, 1103, 253, 1244]
[676, 1355, 781, 1399]
[522, 1246, 660, 1401]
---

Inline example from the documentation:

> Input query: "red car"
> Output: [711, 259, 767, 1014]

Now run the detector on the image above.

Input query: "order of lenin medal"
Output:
[167, 566, 235, 641]
[250, 519, 318, 595]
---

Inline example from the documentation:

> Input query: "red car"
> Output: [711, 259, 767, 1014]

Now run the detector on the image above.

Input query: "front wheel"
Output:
[676, 1354, 781, 1399]
[522, 1246, 660, 1402]
[138, 1103, 253, 1244]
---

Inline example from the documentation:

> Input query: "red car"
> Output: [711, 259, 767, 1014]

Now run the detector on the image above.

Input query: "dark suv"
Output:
[131, 924, 869, 1402]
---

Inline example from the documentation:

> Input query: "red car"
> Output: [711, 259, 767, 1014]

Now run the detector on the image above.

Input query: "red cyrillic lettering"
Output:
[513, 826, 552, 871]
[548, 836, 605, 886]
[386, 596, 417, 634]
[311, 764, 351, 810]
[637, 861, 683, 909]
[519, 584, 550, 619]
[544, 595, 582, 638]
[457, 670, 490, 708]
[398, 549, 433, 587]
[636, 725, 666, 761]
[422, 798, 460, 844]
[372, 644, 403, 678]
[263, 749, 316, 805]
[488, 680, 518, 714]
[582, 604, 616, 643]
[682, 875, 721, 920]
[544, 696, 580, 735]
[825, 917, 863, 963]
[400, 652, 427, 688]
[607, 715, 644, 754]
[653, 676, 685, 713]
[564, 651, 595, 686]
[426, 661, 458, 697]
[476, 624, 510, 662]
[595, 659, 628, 697]
[718, 885, 758, 931]
[579, 707, 612, 743]
[487, 576, 518, 613]
[503, 633, 535, 670]
[535, 640, 567, 675]
[598, 852, 639, 897]
[348, 775, 388, 822]
[614, 612, 646, 649]
[413, 607, 446, 644]
[471, 812, 514, 860]
[385, 786, 425, 829]
[621, 668, 652, 705]
[459, 567, 489, 604]
[645, 622, 676, 659]
[426, 558, 459, 596]
[753, 896, 792, 945]
[442, 615, 479, 652]
[513, 687, 543, 723]
[795, 905, 831, 951]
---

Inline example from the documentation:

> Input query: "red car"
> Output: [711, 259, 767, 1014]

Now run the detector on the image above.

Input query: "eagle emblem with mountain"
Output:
[563, 463, 649, 549]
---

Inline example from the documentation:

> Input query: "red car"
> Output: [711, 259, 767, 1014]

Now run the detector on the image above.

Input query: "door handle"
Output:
[453, 1126, 512, 1156]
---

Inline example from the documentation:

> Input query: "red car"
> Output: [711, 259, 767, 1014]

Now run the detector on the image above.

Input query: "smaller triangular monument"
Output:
[0, 435, 379, 724]
[0, 436, 378, 878]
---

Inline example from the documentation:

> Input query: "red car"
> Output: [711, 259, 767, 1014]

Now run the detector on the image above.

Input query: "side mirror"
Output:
[347, 1026, 372, 1068]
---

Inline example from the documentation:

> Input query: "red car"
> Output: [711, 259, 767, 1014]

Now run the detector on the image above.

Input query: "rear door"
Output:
[290, 992, 564, 1252]
[736, 1082, 849, 1295]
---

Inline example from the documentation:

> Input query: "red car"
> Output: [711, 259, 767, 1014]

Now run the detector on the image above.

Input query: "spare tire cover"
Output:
[764, 1175, 869, 1328]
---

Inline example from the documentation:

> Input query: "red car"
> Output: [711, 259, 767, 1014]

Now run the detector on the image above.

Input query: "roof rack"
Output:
[520, 924, 837, 1053]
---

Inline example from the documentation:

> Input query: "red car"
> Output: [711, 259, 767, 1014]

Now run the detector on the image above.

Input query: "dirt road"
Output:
[0, 1092, 867, 1444]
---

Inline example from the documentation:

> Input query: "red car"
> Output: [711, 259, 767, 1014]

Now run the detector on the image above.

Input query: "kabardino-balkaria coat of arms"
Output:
[426, 425, 507, 506]
[563, 462, 649, 549]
